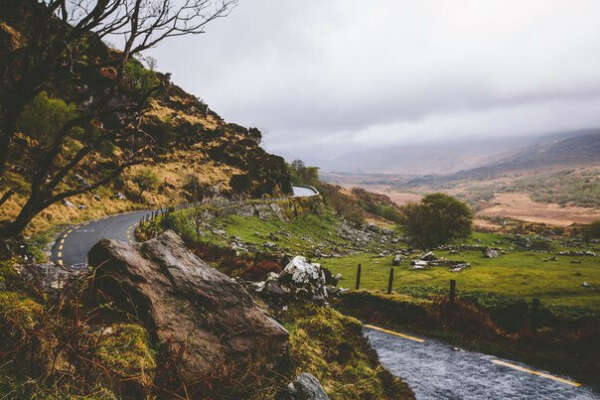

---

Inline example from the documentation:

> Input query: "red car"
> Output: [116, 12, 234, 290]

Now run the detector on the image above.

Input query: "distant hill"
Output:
[407, 129, 600, 185]
[316, 129, 600, 177]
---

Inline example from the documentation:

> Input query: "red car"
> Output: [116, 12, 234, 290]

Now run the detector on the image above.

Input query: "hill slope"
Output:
[0, 15, 291, 236]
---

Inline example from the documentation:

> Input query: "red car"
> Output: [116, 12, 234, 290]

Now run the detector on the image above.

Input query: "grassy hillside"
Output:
[0, 15, 291, 237]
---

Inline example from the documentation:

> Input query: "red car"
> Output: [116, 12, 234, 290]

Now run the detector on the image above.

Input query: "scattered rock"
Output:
[264, 241, 278, 250]
[114, 192, 127, 200]
[62, 199, 75, 207]
[559, 250, 596, 257]
[86, 231, 288, 390]
[366, 224, 381, 233]
[74, 173, 89, 186]
[93, 194, 101, 201]
[278, 373, 329, 400]
[484, 249, 499, 258]
[420, 251, 437, 261]
[77, 204, 86, 209]
[449, 263, 470, 272]
[411, 260, 429, 270]
[392, 254, 403, 266]
[582, 281, 591, 288]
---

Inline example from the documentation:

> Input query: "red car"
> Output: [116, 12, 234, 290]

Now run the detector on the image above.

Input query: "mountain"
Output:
[315, 129, 599, 176]
[407, 129, 600, 185]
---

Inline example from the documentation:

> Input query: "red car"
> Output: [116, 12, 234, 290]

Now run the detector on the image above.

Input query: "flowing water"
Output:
[365, 328, 600, 400]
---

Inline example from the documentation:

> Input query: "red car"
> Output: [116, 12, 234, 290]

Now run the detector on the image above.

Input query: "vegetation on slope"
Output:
[1, 1, 291, 238]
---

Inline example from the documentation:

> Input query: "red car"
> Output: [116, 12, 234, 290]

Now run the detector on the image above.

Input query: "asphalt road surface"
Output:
[51, 210, 149, 268]
[52, 186, 319, 267]
[364, 327, 600, 400]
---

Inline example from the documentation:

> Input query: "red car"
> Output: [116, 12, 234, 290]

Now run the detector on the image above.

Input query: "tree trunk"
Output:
[1, 195, 42, 238]
[0, 189, 14, 208]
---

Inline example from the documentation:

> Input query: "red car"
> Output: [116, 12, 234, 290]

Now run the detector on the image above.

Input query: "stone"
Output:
[114, 191, 127, 200]
[74, 173, 89, 186]
[484, 249, 499, 258]
[256, 256, 328, 302]
[582, 281, 591, 288]
[93, 194, 101, 201]
[420, 251, 437, 261]
[449, 263, 470, 272]
[411, 260, 429, 270]
[62, 199, 75, 207]
[278, 373, 329, 400]
[392, 254, 403, 266]
[366, 223, 381, 233]
[86, 231, 288, 390]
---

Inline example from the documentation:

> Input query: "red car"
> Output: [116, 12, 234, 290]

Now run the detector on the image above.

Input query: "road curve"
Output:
[51, 210, 149, 267]
[364, 327, 600, 400]
[51, 186, 318, 267]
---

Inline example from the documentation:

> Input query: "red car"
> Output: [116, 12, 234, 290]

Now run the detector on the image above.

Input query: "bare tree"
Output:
[0, 0, 237, 237]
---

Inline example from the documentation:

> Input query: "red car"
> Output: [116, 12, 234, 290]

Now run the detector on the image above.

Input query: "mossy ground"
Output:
[282, 303, 414, 400]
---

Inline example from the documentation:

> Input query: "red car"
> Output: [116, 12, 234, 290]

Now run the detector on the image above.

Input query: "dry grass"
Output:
[146, 99, 219, 130]
[1, 149, 244, 236]
[477, 193, 600, 226]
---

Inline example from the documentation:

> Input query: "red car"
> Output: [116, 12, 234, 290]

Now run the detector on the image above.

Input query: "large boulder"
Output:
[86, 230, 288, 391]
[255, 256, 328, 302]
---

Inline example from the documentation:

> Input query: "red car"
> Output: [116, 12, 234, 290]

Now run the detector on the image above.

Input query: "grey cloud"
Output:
[147, 0, 600, 162]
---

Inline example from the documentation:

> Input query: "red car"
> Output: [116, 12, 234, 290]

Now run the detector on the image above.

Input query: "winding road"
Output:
[49, 185, 599, 399]
[51, 186, 319, 267]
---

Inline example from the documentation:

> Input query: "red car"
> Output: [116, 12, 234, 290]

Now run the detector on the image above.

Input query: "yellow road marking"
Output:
[67, 229, 73, 233]
[57, 251, 62, 258]
[491, 360, 581, 387]
[364, 324, 425, 343]
[57, 259, 63, 266]
[58, 244, 63, 250]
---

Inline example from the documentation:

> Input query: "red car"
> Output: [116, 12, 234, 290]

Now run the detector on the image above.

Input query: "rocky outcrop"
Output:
[86, 230, 288, 391]
[278, 373, 329, 400]
[254, 256, 328, 302]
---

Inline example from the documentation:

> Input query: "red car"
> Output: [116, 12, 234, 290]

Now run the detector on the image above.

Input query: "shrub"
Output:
[400, 193, 473, 249]
[584, 220, 600, 242]
[182, 174, 213, 203]
[132, 168, 159, 198]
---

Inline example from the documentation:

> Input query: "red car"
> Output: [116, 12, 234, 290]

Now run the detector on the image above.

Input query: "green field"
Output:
[152, 206, 600, 317]
[318, 250, 600, 315]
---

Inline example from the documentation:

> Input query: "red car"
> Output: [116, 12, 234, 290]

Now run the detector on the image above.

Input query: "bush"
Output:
[132, 168, 159, 198]
[182, 174, 213, 202]
[400, 193, 473, 249]
[584, 220, 600, 242]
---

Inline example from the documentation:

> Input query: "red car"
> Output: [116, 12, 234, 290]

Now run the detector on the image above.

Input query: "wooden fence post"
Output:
[449, 279, 456, 304]
[355, 264, 362, 290]
[531, 298, 540, 331]
[387, 268, 394, 294]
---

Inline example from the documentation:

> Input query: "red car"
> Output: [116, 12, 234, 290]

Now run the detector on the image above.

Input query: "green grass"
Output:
[152, 204, 600, 317]
[219, 212, 352, 253]
[318, 249, 600, 315]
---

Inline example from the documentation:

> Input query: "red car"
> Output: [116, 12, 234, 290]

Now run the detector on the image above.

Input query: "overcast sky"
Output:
[148, 0, 600, 162]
